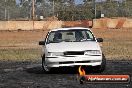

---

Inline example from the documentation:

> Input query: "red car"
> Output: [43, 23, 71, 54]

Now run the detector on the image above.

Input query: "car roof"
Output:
[49, 27, 91, 32]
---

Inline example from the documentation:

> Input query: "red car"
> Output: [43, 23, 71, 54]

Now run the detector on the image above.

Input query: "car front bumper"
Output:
[45, 55, 102, 67]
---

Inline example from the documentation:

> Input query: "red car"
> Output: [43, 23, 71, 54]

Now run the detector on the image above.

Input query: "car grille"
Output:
[64, 51, 84, 55]
[59, 61, 91, 64]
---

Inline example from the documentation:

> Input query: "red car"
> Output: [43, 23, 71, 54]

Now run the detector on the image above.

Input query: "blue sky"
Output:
[16, 0, 20, 4]
[75, 0, 83, 4]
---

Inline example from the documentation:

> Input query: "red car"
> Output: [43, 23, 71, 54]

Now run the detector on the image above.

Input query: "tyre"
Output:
[93, 53, 106, 73]
[42, 54, 51, 73]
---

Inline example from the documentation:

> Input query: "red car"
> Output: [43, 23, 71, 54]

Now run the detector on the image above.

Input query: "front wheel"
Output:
[93, 54, 106, 73]
[42, 54, 51, 73]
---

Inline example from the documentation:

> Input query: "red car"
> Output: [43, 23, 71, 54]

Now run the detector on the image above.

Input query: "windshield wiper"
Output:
[48, 41, 61, 43]
[60, 39, 75, 42]
[80, 39, 92, 42]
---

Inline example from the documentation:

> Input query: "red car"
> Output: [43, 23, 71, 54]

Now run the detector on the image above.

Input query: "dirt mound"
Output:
[63, 21, 82, 27]
[81, 20, 93, 28]
[93, 17, 132, 29]
[93, 18, 108, 29]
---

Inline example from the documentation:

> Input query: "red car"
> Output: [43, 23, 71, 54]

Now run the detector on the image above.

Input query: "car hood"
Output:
[46, 41, 101, 52]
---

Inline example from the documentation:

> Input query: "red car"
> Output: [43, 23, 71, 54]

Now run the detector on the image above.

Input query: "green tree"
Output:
[0, 0, 18, 20]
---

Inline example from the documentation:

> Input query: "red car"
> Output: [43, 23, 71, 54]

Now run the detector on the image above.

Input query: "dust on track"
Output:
[0, 60, 132, 88]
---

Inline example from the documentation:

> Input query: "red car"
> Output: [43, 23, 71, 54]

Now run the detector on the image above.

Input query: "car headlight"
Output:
[84, 50, 101, 55]
[47, 52, 64, 56]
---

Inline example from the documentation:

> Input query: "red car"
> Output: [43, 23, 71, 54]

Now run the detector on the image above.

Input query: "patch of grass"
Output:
[93, 29, 132, 60]
[0, 48, 42, 62]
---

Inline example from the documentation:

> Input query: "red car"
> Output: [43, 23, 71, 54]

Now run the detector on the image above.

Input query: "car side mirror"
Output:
[39, 41, 45, 45]
[97, 38, 103, 42]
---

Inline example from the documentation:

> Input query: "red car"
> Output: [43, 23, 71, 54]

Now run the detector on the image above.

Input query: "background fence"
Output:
[0, 18, 132, 30]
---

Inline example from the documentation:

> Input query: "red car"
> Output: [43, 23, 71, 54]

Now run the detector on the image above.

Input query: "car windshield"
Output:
[46, 29, 95, 43]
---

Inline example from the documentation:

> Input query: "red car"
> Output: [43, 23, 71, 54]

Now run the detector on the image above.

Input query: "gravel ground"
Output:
[0, 60, 132, 88]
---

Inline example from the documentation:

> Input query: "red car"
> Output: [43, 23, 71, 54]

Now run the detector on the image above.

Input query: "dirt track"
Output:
[0, 60, 132, 88]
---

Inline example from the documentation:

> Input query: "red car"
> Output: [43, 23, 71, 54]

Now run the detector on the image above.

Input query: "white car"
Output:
[39, 27, 106, 72]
